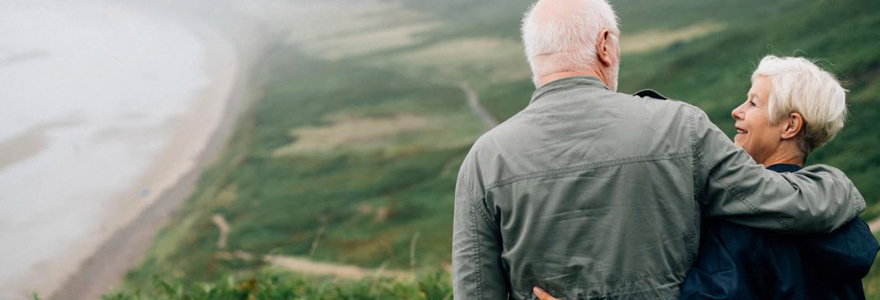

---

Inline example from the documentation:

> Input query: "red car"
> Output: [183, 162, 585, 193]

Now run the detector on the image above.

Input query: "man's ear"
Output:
[596, 29, 614, 67]
[781, 112, 804, 140]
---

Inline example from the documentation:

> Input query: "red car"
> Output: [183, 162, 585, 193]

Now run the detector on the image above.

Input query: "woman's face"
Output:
[731, 76, 788, 164]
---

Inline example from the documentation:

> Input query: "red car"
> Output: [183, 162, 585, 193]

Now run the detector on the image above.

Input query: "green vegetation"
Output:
[117, 0, 880, 298]
[125, 47, 483, 286]
[108, 270, 451, 300]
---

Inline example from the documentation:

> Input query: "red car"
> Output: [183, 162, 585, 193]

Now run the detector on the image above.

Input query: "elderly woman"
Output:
[676, 55, 878, 299]
[534, 56, 878, 300]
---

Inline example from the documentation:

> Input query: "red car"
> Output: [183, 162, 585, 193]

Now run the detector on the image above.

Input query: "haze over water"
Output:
[0, 1, 224, 297]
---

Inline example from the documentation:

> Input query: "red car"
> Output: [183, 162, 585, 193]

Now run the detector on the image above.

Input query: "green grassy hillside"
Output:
[117, 0, 880, 298]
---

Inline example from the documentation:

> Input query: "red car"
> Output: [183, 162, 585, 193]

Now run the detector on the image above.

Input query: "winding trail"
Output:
[211, 214, 232, 249]
[459, 82, 499, 130]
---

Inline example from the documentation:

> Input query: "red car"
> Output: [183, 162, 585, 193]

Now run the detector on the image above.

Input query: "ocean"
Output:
[0, 1, 232, 297]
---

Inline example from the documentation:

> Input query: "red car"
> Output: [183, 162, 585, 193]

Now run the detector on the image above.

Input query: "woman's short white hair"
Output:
[753, 55, 848, 154]
[521, 0, 619, 83]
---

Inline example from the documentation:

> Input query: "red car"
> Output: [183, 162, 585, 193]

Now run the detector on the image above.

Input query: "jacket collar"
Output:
[530, 76, 610, 105]
[767, 164, 802, 173]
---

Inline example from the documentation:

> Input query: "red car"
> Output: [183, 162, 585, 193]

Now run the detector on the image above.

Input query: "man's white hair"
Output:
[753, 55, 848, 154]
[521, 0, 619, 85]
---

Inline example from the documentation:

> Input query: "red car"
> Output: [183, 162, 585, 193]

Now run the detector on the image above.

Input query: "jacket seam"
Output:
[476, 197, 500, 232]
[688, 109, 701, 262]
[487, 152, 693, 190]
[460, 161, 499, 231]
[459, 186, 500, 241]
[468, 200, 484, 299]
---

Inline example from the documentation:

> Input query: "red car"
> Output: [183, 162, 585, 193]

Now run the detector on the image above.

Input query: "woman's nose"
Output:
[731, 103, 745, 120]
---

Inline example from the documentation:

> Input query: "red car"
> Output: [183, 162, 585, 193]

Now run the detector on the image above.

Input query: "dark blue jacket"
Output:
[680, 164, 879, 300]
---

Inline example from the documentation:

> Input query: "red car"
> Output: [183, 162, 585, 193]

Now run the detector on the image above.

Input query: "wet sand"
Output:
[39, 12, 269, 300]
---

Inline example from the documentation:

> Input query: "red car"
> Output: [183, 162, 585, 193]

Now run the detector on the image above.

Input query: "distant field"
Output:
[120, 0, 880, 298]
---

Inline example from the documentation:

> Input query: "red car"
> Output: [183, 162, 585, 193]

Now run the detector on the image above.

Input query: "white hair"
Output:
[752, 55, 848, 154]
[521, 0, 619, 86]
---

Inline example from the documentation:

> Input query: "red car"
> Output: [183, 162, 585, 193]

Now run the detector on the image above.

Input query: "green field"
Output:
[117, 0, 880, 298]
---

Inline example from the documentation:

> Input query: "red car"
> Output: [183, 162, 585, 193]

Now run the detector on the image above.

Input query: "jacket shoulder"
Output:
[625, 89, 701, 116]
[633, 89, 669, 100]
[629, 89, 704, 117]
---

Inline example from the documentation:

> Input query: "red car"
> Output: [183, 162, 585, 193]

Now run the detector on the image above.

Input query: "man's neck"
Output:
[532, 54, 611, 88]
[537, 71, 604, 87]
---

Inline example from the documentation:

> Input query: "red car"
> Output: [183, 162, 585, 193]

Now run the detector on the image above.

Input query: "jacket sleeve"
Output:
[690, 108, 865, 233]
[452, 152, 509, 299]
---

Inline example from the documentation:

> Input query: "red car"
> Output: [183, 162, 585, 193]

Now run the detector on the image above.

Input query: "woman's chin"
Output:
[733, 135, 745, 147]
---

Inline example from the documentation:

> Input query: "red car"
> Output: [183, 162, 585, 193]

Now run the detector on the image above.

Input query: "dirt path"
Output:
[459, 82, 499, 130]
[265, 255, 412, 280]
[211, 214, 232, 249]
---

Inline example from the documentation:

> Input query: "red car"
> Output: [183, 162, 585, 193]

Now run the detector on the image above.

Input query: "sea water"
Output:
[0, 2, 216, 297]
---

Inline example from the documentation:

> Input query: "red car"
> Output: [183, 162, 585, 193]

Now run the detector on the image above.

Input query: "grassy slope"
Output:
[125, 47, 484, 288]
[119, 0, 880, 298]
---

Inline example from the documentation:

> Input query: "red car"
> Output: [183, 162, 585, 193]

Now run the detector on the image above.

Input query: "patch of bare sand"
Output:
[621, 22, 727, 54]
[272, 114, 436, 156]
[389, 38, 531, 83]
[282, 1, 442, 60]
[301, 22, 442, 60]
[283, 1, 405, 41]
[0, 119, 82, 171]
[290, 2, 428, 42]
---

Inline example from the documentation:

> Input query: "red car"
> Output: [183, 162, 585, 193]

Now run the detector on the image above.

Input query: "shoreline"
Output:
[46, 15, 270, 300]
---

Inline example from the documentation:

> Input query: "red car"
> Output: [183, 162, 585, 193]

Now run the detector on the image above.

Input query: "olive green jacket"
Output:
[451, 76, 865, 300]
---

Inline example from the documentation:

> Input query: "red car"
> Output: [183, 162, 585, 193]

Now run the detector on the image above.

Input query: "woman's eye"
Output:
[749, 100, 757, 107]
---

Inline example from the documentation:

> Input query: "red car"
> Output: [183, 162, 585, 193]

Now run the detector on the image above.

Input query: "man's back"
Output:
[458, 76, 699, 299]
[452, 76, 865, 299]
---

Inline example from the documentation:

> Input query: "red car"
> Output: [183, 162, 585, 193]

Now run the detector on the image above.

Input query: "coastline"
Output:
[45, 15, 268, 300]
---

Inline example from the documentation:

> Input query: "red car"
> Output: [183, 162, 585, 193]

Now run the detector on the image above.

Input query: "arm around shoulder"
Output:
[690, 107, 865, 233]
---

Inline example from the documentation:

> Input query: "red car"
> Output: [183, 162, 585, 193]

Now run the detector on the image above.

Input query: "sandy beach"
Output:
[44, 21, 247, 300]
[0, 1, 272, 298]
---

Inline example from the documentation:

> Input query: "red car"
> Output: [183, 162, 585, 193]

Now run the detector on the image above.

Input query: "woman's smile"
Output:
[735, 125, 749, 139]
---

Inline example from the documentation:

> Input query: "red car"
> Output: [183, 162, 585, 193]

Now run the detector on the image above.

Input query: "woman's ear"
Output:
[781, 112, 804, 140]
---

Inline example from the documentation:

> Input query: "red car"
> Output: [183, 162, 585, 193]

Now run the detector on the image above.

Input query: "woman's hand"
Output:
[533, 287, 561, 300]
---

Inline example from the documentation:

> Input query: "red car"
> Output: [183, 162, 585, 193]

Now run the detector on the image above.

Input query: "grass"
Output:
[108, 270, 452, 300]
[116, 0, 880, 298]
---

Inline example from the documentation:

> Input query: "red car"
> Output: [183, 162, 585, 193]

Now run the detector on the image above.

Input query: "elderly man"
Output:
[451, 0, 866, 299]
